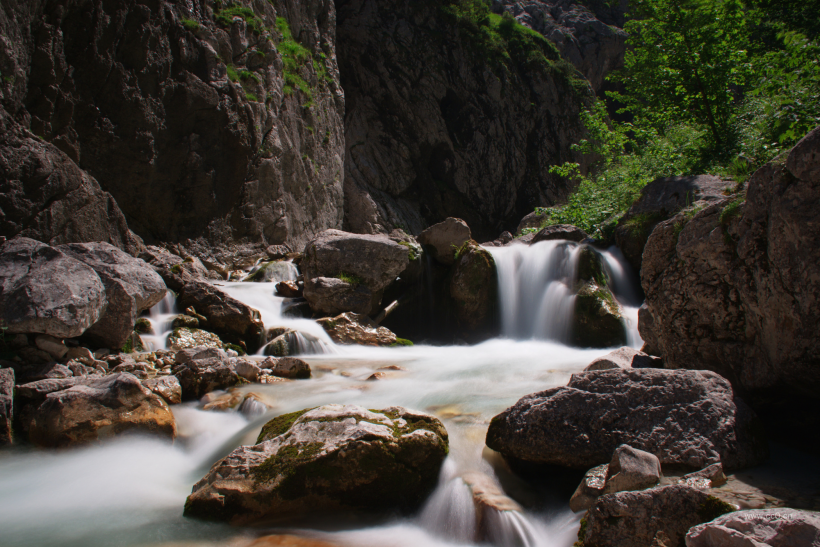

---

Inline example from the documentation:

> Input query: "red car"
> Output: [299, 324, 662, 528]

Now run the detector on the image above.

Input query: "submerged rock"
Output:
[56, 242, 166, 349]
[172, 347, 241, 401]
[486, 368, 768, 471]
[0, 238, 106, 338]
[27, 373, 176, 447]
[417, 218, 472, 265]
[580, 484, 735, 547]
[571, 281, 626, 348]
[686, 508, 820, 547]
[264, 357, 312, 380]
[317, 312, 397, 346]
[184, 404, 448, 524]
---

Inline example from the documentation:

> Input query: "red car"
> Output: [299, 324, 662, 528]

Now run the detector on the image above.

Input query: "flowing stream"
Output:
[0, 241, 642, 547]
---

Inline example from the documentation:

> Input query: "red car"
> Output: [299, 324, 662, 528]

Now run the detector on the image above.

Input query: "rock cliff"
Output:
[0, 0, 344, 253]
[337, 0, 592, 241]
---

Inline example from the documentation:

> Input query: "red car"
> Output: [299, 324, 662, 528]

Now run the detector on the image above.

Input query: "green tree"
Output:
[609, 0, 752, 144]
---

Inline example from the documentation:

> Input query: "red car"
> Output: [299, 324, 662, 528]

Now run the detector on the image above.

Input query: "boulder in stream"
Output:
[531, 224, 588, 244]
[417, 218, 472, 265]
[184, 404, 448, 524]
[143, 375, 182, 405]
[579, 484, 735, 547]
[172, 347, 242, 400]
[56, 242, 166, 349]
[449, 241, 497, 334]
[167, 327, 223, 350]
[486, 368, 768, 471]
[27, 372, 176, 448]
[571, 281, 626, 348]
[317, 312, 397, 346]
[685, 508, 820, 547]
[0, 238, 107, 338]
[0, 367, 13, 445]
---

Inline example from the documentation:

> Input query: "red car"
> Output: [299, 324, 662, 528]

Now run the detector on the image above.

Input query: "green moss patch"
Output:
[698, 495, 735, 522]
[257, 408, 316, 443]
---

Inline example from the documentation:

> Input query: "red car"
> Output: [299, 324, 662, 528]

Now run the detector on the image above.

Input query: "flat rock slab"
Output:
[184, 404, 448, 525]
[686, 508, 820, 547]
[486, 368, 768, 471]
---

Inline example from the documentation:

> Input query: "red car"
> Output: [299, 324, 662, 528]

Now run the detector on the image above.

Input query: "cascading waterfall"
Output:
[141, 292, 178, 351]
[487, 240, 643, 347]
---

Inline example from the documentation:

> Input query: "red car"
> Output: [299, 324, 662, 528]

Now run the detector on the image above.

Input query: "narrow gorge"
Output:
[1, 1, 819, 547]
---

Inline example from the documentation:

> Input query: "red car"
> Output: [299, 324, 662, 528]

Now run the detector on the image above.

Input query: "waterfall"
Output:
[486, 240, 643, 347]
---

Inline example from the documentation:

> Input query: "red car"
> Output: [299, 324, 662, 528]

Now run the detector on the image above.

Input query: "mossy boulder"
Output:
[449, 241, 497, 332]
[184, 404, 449, 525]
[576, 245, 609, 286]
[247, 261, 298, 283]
[571, 281, 626, 348]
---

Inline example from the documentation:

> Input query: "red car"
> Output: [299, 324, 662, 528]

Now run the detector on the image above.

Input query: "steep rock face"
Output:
[639, 128, 820, 437]
[337, 0, 591, 240]
[495, 0, 628, 92]
[0, 0, 344, 253]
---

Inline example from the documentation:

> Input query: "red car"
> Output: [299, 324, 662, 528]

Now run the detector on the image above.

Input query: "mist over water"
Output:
[0, 241, 645, 547]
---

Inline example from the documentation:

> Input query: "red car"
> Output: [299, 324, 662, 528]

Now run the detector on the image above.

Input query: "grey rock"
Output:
[27, 373, 176, 448]
[639, 128, 820, 442]
[34, 334, 68, 360]
[679, 462, 728, 490]
[317, 312, 397, 346]
[516, 210, 550, 234]
[532, 224, 589, 244]
[184, 404, 448, 524]
[449, 241, 498, 337]
[581, 484, 734, 547]
[686, 508, 820, 547]
[584, 347, 662, 371]
[270, 357, 311, 379]
[13, 362, 74, 383]
[172, 347, 241, 400]
[603, 445, 662, 494]
[177, 280, 265, 352]
[338, 0, 591, 239]
[57, 242, 166, 349]
[143, 376, 182, 405]
[615, 175, 734, 271]
[303, 276, 374, 316]
[569, 463, 608, 512]
[167, 327, 223, 351]
[15, 377, 93, 402]
[417, 218, 472, 266]
[0, 108, 143, 254]
[571, 281, 626, 348]
[486, 368, 768, 471]
[0, 368, 13, 445]
[0, 238, 107, 338]
[234, 359, 261, 383]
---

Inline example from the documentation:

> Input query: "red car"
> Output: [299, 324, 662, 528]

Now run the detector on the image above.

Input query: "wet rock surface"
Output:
[172, 347, 242, 400]
[584, 347, 662, 371]
[571, 281, 626, 348]
[27, 372, 176, 448]
[317, 313, 397, 346]
[531, 224, 589, 244]
[639, 129, 820, 449]
[143, 375, 182, 405]
[486, 368, 769, 471]
[417, 218, 472, 266]
[686, 508, 820, 547]
[177, 281, 264, 352]
[168, 327, 224, 351]
[0, 368, 13, 445]
[580, 484, 734, 547]
[184, 404, 448, 524]
[449, 241, 498, 335]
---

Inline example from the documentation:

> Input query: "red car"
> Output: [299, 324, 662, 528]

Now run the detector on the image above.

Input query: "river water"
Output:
[0, 241, 641, 547]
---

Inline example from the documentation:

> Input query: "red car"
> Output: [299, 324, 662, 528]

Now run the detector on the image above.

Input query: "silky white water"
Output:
[0, 240, 644, 547]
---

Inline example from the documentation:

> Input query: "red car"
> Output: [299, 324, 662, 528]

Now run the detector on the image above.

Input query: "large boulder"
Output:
[417, 218, 472, 265]
[172, 347, 241, 401]
[183, 405, 448, 524]
[531, 224, 588, 244]
[139, 246, 213, 292]
[639, 127, 820, 448]
[486, 368, 768, 471]
[571, 281, 626, 348]
[614, 174, 734, 270]
[177, 280, 265, 352]
[27, 372, 176, 448]
[57, 242, 166, 349]
[0, 368, 12, 445]
[579, 484, 735, 547]
[317, 312, 397, 346]
[686, 508, 820, 547]
[449, 241, 497, 334]
[302, 230, 409, 315]
[0, 238, 107, 338]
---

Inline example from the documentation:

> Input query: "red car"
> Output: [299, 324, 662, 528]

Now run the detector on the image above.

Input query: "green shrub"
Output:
[181, 18, 200, 31]
[391, 338, 414, 347]
[336, 272, 364, 285]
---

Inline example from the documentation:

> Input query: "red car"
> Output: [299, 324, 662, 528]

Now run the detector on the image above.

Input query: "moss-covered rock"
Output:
[576, 245, 609, 286]
[571, 281, 626, 348]
[184, 404, 449, 525]
[449, 241, 497, 333]
[171, 314, 200, 329]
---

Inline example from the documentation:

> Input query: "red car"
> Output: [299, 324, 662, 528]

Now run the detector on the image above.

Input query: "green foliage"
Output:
[181, 18, 200, 32]
[609, 0, 752, 144]
[719, 196, 744, 225]
[274, 17, 326, 105]
[245, 91, 258, 102]
[391, 338, 414, 347]
[226, 64, 240, 83]
[398, 241, 421, 262]
[214, 5, 265, 35]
